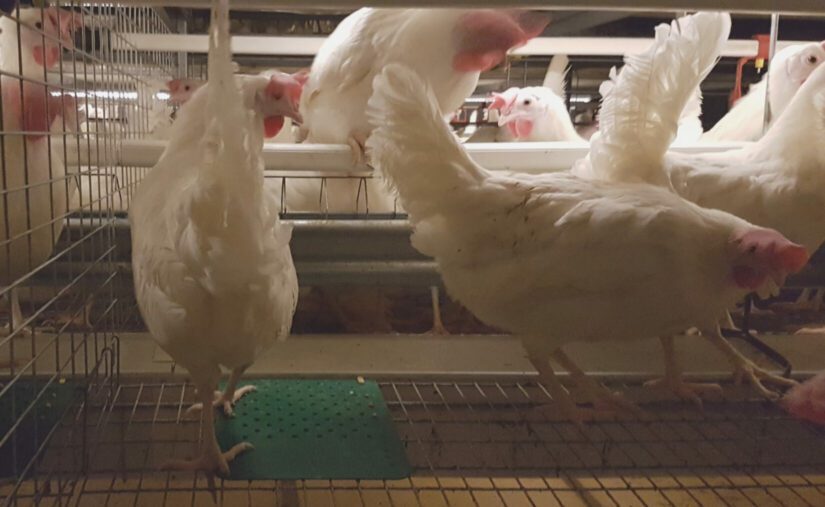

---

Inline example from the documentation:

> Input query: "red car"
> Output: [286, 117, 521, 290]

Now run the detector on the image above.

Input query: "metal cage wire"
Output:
[0, 2, 176, 501]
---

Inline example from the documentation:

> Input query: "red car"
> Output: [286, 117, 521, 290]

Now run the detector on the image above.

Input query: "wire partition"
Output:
[4, 378, 825, 506]
[0, 3, 176, 504]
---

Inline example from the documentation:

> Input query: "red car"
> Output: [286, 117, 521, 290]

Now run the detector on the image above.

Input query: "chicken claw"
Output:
[551, 349, 645, 418]
[645, 335, 723, 409]
[731, 360, 798, 400]
[704, 328, 798, 399]
[186, 385, 257, 418]
[160, 442, 253, 501]
[644, 377, 723, 409]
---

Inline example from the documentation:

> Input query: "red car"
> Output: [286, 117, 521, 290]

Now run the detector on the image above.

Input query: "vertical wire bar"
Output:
[763, 13, 780, 131]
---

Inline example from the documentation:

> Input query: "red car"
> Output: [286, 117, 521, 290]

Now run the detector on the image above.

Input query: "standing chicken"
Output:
[702, 40, 825, 142]
[489, 55, 585, 143]
[0, 7, 80, 334]
[366, 12, 807, 420]
[130, 0, 301, 479]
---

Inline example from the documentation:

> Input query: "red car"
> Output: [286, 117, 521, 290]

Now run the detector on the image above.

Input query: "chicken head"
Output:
[729, 228, 809, 290]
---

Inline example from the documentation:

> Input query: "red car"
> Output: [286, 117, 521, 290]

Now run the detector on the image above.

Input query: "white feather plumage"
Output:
[590, 12, 730, 185]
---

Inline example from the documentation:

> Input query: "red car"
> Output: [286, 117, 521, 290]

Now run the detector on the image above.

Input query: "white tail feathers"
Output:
[202, 0, 257, 197]
[366, 64, 485, 219]
[590, 11, 730, 184]
[543, 54, 570, 98]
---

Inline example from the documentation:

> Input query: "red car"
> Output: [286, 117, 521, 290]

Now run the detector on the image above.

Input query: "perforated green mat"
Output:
[215, 379, 411, 480]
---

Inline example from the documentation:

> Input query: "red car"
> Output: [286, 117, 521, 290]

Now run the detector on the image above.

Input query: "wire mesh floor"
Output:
[5, 378, 825, 506]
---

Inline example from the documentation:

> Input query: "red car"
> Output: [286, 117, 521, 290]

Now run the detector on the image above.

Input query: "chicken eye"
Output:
[184, 85, 191, 91]
[748, 245, 757, 254]
[808, 55, 818, 65]
[35, 21, 43, 30]
[523, 98, 531, 106]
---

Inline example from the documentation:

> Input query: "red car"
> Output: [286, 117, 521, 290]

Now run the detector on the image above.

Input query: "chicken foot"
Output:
[644, 336, 722, 409]
[551, 349, 644, 418]
[162, 382, 253, 500]
[526, 346, 641, 426]
[186, 366, 256, 418]
[42, 295, 94, 332]
[527, 349, 590, 426]
[347, 131, 370, 167]
[1, 289, 32, 337]
[704, 328, 798, 400]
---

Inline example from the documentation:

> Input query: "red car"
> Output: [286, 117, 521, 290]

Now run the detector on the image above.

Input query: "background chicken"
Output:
[0, 7, 81, 334]
[295, 8, 547, 335]
[130, 0, 300, 482]
[366, 13, 807, 421]
[702, 40, 825, 142]
[662, 38, 825, 322]
[488, 55, 585, 143]
[167, 78, 205, 106]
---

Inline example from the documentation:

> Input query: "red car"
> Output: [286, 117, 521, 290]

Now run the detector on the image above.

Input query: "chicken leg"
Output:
[186, 366, 256, 418]
[526, 348, 588, 426]
[551, 349, 644, 417]
[703, 327, 798, 399]
[162, 381, 253, 497]
[428, 286, 449, 335]
[644, 335, 722, 408]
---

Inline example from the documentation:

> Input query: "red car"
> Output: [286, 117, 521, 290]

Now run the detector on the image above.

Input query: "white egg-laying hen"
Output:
[660, 40, 825, 320]
[0, 7, 80, 334]
[703, 40, 825, 142]
[366, 12, 808, 420]
[130, 0, 300, 480]
[489, 55, 586, 143]
[586, 12, 809, 403]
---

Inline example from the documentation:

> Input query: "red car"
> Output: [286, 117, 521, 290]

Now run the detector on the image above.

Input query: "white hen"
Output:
[661, 40, 825, 324]
[0, 7, 80, 334]
[588, 12, 804, 402]
[489, 55, 586, 143]
[366, 13, 807, 420]
[702, 40, 825, 142]
[130, 0, 300, 480]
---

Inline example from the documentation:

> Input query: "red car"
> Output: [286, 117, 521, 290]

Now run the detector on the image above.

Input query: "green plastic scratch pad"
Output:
[215, 379, 411, 480]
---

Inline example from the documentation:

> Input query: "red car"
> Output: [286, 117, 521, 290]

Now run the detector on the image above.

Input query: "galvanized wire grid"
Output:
[3, 378, 825, 506]
[0, 2, 176, 501]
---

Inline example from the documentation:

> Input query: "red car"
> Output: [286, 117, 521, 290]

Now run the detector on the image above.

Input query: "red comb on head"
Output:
[489, 92, 507, 110]
[736, 229, 809, 273]
[266, 73, 303, 106]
